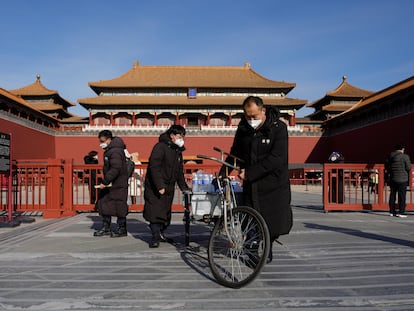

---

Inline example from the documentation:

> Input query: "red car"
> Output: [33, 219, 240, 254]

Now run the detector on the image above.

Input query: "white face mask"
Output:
[247, 119, 262, 129]
[100, 142, 108, 149]
[174, 138, 185, 148]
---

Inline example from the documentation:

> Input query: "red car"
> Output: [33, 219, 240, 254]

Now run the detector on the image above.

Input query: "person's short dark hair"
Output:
[98, 130, 113, 140]
[88, 150, 98, 157]
[242, 96, 264, 109]
[395, 143, 405, 150]
[167, 125, 186, 136]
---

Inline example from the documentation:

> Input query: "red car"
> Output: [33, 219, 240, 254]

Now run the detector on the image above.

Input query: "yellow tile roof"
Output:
[324, 75, 414, 126]
[29, 102, 65, 111]
[322, 103, 355, 112]
[326, 76, 374, 97]
[308, 76, 373, 108]
[0, 88, 59, 123]
[89, 61, 296, 91]
[10, 75, 58, 96]
[339, 75, 414, 116]
[9, 75, 74, 107]
[78, 95, 306, 108]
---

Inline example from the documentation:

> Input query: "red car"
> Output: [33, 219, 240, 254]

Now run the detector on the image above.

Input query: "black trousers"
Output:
[389, 181, 408, 214]
[102, 215, 127, 227]
[149, 223, 167, 235]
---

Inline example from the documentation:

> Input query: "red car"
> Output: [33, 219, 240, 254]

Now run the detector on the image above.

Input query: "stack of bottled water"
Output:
[192, 170, 214, 192]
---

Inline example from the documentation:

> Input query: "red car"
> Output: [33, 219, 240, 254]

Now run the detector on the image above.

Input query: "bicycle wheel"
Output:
[207, 206, 270, 288]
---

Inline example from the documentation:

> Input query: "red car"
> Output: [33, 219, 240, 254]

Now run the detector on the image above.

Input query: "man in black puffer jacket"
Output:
[387, 143, 412, 217]
[94, 130, 129, 237]
[219, 96, 293, 263]
[144, 125, 190, 248]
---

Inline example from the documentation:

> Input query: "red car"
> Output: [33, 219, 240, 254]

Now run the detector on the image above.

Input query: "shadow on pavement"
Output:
[86, 213, 219, 283]
[166, 223, 218, 284]
[304, 222, 414, 248]
[87, 214, 102, 231]
[292, 204, 324, 211]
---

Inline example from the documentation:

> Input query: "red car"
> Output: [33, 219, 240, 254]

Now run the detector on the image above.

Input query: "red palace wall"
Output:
[0, 114, 353, 165]
[290, 135, 329, 163]
[0, 117, 55, 159]
[326, 112, 414, 163]
[55, 134, 323, 164]
[0, 113, 326, 164]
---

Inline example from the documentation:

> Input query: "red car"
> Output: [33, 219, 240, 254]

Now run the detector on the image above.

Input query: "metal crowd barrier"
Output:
[2, 160, 412, 218]
[323, 163, 413, 212]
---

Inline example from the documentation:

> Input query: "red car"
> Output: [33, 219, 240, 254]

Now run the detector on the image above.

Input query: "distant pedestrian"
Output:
[368, 169, 379, 194]
[143, 125, 190, 248]
[94, 130, 129, 237]
[128, 152, 142, 204]
[386, 143, 411, 217]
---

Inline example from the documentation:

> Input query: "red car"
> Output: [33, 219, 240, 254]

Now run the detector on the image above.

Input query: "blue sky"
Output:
[1, 0, 413, 117]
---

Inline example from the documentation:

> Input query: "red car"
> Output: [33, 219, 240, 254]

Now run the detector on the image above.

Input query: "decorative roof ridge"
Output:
[129, 60, 254, 70]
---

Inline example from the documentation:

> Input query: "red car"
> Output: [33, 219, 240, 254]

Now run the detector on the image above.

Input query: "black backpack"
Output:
[126, 158, 135, 177]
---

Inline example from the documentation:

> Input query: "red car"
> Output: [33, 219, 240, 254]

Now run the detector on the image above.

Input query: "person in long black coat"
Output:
[94, 130, 129, 238]
[143, 125, 190, 248]
[220, 96, 293, 262]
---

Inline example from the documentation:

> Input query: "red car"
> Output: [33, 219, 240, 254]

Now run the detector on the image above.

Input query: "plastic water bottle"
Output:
[202, 173, 210, 192]
[192, 172, 199, 192]
[207, 174, 214, 192]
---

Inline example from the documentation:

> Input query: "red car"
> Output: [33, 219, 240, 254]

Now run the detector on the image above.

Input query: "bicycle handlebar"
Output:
[196, 154, 241, 172]
[213, 147, 245, 164]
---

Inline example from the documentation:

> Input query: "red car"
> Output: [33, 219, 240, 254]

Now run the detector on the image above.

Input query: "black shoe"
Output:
[149, 233, 160, 248]
[159, 231, 169, 243]
[93, 227, 111, 237]
[111, 227, 127, 238]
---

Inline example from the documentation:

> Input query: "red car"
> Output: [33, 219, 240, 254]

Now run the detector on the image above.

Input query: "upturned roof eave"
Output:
[325, 75, 414, 126]
[0, 88, 61, 124]
[89, 83, 296, 95]
[77, 96, 306, 109]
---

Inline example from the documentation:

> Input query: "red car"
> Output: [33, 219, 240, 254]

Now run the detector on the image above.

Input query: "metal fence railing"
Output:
[323, 163, 413, 212]
[1, 160, 412, 218]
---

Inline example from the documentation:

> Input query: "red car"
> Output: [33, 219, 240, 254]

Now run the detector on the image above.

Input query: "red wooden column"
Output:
[154, 112, 158, 126]
[289, 113, 296, 126]
[227, 112, 232, 126]
[44, 159, 63, 218]
[206, 112, 210, 125]
[132, 112, 136, 126]
[110, 112, 114, 126]
[89, 112, 92, 125]
[62, 159, 75, 216]
[175, 112, 180, 125]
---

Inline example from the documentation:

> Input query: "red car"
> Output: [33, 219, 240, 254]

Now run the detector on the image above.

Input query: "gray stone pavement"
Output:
[0, 186, 413, 311]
